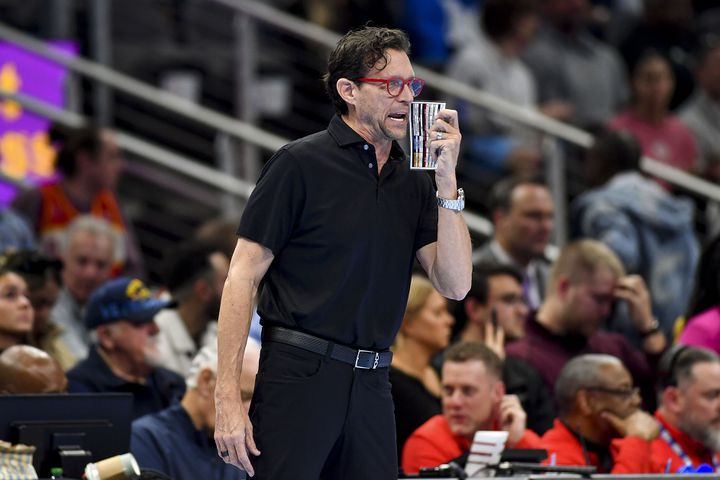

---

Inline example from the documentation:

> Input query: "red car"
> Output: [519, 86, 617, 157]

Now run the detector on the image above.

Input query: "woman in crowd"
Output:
[3, 250, 75, 369]
[678, 234, 720, 354]
[390, 275, 455, 457]
[608, 50, 698, 189]
[0, 263, 34, 353]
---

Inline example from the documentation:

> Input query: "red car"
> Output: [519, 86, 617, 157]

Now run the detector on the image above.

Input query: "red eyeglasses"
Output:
[354, 76, 425, 97]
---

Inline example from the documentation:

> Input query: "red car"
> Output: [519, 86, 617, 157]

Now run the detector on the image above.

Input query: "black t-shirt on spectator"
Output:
[390, 366, 441, 458]
[238, 115, 438, 350]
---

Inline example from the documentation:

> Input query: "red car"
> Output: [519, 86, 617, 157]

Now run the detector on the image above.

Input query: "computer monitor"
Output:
[0, 393, 133, 478]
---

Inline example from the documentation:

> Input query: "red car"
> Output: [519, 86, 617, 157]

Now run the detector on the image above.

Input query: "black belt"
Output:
[263, 326, 392, 370]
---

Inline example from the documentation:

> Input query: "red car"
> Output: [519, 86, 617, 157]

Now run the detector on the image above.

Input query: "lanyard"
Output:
[659, 425, 720, 472]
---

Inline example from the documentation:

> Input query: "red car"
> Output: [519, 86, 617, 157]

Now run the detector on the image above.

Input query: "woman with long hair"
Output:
[391, 274, 455, 457]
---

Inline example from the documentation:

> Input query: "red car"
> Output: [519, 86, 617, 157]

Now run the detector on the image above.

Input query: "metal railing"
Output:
[0, 20, 493, 236]
[212, 0, 720, 204]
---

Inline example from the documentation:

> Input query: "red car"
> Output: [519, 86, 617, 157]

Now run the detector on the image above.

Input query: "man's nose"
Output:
[398, 82, 414, 102]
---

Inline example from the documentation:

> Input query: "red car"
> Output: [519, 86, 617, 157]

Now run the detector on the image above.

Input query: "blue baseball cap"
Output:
[85, 277, 172, 330]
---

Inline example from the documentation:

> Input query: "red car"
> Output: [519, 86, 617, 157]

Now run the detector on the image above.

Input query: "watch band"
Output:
[436, 188, 465, 212]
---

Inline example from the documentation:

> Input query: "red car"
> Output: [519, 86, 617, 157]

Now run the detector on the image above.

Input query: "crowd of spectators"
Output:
[2, 0, 720, 478]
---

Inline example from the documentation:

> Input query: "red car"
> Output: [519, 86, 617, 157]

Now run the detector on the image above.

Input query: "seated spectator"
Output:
[131, 339, 260, 480]
[51, 215, 116, 366]
[522, 0, 627, 129]
[0, 263, 33, 353]
[474, 177, 554, 310]
[608, 50, 699, 188]
[446, 0, 543, 177]
[67, 277, 185, 420]
[506, 240, 666, 410]
[680, 41, 720, 182]
[678, 234, 720, 354]
[0, 206, 35, 254]
[572, 130, 698, 339]
[402, 342, 540, 474]
[652, 346, 720, 472]
[11, 122, 143, 277]
[155, 240, 229, 376]
[619, 0, 699, 109]
[0, 345, 67, 394]
[543, 354, 659, 473]
[391, 275, 454, 455]
[2, 251, 74, 369]
[457, 263, 555, 434]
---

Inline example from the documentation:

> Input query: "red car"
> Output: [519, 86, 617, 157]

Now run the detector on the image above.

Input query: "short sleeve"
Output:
[236, 148, 306, 255]
[414, 174, 438, 252]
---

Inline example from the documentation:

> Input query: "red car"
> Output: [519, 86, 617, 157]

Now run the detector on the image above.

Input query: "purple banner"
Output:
[0, 41, 76, 205]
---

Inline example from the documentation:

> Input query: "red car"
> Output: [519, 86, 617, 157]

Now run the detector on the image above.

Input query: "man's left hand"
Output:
[614, 275, 654, 333]
[500, 394, 526, 447]
[428, 109, 461, 194]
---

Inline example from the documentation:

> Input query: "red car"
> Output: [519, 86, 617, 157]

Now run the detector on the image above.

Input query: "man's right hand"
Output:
[602, 410, 659, 441]
[215, 397, 261, 476]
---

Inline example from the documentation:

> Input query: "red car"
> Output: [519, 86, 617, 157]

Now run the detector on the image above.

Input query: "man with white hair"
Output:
[651, 346, 720, 472]
[542, 354, 658, 473]
[131, 339, 260, 480]
[51, 215, 117, 366]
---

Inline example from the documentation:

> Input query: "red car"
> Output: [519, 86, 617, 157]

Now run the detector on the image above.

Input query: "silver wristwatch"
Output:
[436, 188, 465, 212]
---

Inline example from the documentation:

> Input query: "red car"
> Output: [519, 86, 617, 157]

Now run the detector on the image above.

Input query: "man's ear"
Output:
[336, 78, 358, 108]
[197, 367, 216, 397]
[556, 276, 572, 300]
[662, 386, 682, 415]
[96, 326, 114, 350]
[576, 389, 594, 415]
[465, 297, 488, 325]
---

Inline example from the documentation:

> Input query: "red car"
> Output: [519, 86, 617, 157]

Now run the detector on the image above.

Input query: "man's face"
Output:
[560, 268, 617, 337]
[105, 320, 160, 377]
[497, 185, 554, 262]
[543, 0, 590, 31]
[349, 48, 415, 144]
[29, 277, 59, 334]
[699, 47, 720, 101]
[486, 274, 528, 341]
[584, 362, 641, 437]
[0, 273, 33, 338]
[88, 130, 124, 192]
[676, 362, 720, 451]
[62, 232, 114, 303]
[442, 360, 502, 439]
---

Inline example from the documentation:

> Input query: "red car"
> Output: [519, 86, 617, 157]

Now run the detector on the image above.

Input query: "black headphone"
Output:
[657, 344, 691, 390]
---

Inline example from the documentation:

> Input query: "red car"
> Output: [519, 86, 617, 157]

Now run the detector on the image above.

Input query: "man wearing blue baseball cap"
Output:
[66, 277, 186, 420]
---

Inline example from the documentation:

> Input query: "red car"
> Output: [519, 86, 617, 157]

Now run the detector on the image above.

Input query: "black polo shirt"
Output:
[238, 115, 438, 350]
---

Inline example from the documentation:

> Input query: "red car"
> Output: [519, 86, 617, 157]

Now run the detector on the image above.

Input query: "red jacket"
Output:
[541, 419, 653, 473]
[651, 411, 719, 473]
[402, 414, 541, 474]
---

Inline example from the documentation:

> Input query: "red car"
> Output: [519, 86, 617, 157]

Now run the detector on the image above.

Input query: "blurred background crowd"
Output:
[2, 0, 720, 478]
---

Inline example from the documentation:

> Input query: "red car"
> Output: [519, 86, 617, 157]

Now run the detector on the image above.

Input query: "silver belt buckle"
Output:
[355, 350, 380, 369]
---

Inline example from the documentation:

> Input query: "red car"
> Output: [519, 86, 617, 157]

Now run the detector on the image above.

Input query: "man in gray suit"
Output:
[474, 177, 554, 310]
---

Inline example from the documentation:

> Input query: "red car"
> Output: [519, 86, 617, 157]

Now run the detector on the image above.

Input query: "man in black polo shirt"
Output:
[214, 26, 472, 479]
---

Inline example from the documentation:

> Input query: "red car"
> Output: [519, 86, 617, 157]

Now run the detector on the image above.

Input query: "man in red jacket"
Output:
[402, 342, 540, 474]
[651, 346, 720, 473]
[542, 354, 659, 473]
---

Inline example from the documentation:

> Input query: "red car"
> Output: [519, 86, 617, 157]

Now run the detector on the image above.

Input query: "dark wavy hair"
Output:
[48, 122, 102, 177]
[323, 26, 411, 115]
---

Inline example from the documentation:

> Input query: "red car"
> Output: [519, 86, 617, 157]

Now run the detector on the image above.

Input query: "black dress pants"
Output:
[249, 341, 398, 479]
